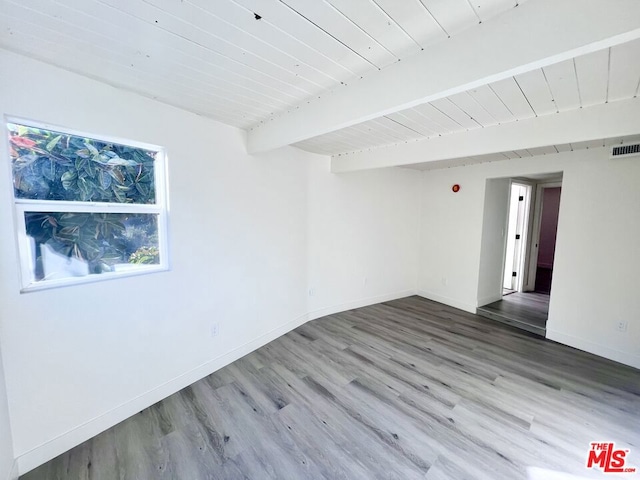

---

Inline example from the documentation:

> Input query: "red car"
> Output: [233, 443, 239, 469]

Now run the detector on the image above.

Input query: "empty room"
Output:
[0, 0, 639, 479]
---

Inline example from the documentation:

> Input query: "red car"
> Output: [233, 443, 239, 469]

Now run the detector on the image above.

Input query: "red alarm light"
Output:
[452, 184, 460, 193]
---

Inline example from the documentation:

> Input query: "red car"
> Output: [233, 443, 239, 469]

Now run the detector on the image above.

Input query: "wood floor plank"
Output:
[22, 296, 640, 480]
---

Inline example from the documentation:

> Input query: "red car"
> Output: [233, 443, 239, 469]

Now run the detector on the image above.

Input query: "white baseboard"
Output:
[15, 289, 419, 475]
[16, 290, 637, 475]
[17, 312, 310, 476]
[307, 290, 417, 321]
[546, 330, 640, 370]
[6, 460, 17, 480]
[416, 290, 476, 314]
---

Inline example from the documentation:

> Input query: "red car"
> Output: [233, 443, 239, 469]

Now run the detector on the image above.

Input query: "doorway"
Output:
[477, 174, 563, 336]
[526, 182, 562, 294]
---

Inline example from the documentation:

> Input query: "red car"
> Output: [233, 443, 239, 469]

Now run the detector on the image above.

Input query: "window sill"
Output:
[20, 264, 170, 293]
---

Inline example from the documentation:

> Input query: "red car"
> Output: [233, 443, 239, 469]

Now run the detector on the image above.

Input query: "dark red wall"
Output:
[537, 187, 561, 269]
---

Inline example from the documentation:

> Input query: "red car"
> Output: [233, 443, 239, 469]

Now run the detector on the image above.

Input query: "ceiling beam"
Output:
[246, 0, 640, 154]
[330, 98, 640, 172]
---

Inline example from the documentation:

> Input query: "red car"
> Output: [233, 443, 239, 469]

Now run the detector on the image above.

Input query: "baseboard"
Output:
[307, 290, 417, 321]
[546, 329, 640, 370]
[416, 290, 476, 314]
[17, 291, 636, 475]
[16, 312, 310, 476]
[6, 460, 17, 480]
[15, 289, 420, 475]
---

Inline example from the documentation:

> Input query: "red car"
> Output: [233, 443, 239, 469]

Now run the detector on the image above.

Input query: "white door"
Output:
[503, 184, 531, 291]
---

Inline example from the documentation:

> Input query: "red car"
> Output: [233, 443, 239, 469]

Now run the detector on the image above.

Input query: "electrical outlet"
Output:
[616, 321, 628, 333]
[363, 277, 368, 286]
[211, 322, 220, 337]
[308, 288, 315, 297]
[441, 277, 448, 286]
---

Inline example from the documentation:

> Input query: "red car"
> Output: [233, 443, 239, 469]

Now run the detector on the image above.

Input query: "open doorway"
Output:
[477, 174, 563, 335]
[526, 182, 562, 294]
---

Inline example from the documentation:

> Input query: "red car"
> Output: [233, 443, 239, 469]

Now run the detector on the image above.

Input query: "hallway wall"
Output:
[418, 148, 640, 369]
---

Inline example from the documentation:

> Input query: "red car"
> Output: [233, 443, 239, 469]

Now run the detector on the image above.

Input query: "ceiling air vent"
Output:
[610, 143, 640, 159]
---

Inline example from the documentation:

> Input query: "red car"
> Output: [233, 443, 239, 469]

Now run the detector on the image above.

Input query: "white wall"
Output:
[307, 160, 420, 318]
[417, 169, 486, 313]
[0, 344, 16, 480]
[0, 49, 423, 475]
[418, 149, 640, 369]
[5, 45, 635, 479]
[0, 49, 310, 473]
[477, 178, 510, 306]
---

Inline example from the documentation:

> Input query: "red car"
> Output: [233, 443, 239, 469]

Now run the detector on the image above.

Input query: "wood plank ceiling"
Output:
[0, 0, 521, 129]
[402, 134, 640, 171]
[293, 39, 640, 156]
[1, 0, 639, 161]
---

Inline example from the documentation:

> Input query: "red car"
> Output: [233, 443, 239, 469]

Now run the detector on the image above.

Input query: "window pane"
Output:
[23, 212, 160, 283]
[8, 123, 157, 204]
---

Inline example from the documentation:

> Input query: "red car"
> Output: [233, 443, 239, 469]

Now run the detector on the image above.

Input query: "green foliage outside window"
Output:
[8, 123, 161, 280]
[9, 123, 156, 203]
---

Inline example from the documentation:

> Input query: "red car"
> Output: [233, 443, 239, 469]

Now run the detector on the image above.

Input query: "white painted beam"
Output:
[247, 0, 640, 153]
[330, 98, 640, 172]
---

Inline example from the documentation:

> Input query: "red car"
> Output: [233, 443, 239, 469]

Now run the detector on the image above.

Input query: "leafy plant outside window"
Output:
[7, 120, 168, 291]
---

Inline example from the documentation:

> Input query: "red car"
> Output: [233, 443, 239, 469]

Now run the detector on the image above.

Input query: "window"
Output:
[7, 119, 169, 292]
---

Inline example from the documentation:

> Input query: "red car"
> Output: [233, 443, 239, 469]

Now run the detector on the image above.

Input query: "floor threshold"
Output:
[476, 307, 546, 336]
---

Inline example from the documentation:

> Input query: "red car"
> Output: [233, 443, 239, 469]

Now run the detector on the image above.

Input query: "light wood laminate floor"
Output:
[23, 296, 639, 479]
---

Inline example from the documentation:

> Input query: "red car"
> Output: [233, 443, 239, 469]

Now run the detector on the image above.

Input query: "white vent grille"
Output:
[610, 143, 640, 159]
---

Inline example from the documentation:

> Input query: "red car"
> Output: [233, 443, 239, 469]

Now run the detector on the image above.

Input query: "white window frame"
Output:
[6, 116, 170, 292]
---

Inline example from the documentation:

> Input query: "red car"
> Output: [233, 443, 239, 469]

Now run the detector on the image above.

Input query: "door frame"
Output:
[503, 181, 533, 293]
[524, 181, 562, 292]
